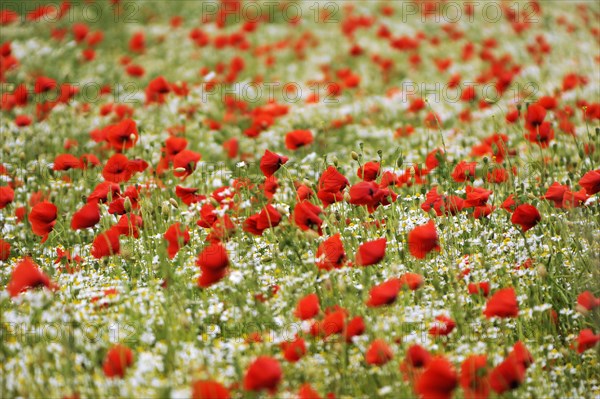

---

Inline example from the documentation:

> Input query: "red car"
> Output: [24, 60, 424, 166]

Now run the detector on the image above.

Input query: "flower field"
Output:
[1, 0, 600, 398]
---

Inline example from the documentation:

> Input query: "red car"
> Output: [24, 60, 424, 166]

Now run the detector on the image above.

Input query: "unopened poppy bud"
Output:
[129, 133, 136, 141]
[396, 156, 404, 168]
[169, 198, 179, 208]
[210, 197, 220, 207]
[275, 204, 288, 216]
[174, 167, 186, 173]
[343, 191, 351, 202]
[120, 246, 132, 258]
[123, 197, 132, 212]
[304, 229, 320, 240]
[332, 156, 339, 167]
[596, 127, 600, 136]
[351, 151, 359, 161]
[537, 264, 547, 278]
[377, 149, 383, 157]
[161, 201, 170, 215]
[576, 304, 589, 315]
[19, 152, 25, 160]
[483, 157, 489, 164]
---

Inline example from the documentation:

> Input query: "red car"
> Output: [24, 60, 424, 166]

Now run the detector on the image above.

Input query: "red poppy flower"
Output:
[349, 181, 397, 213]
[173, 149, 201, 179]
[106, 119, 138, 151]
[366, 278, 401, 307]
[541, 182, 569, 208]
[508, 341, 533, 369]
[191, 380, 231, 399]
[102, 154, 134, 183]
[71, 202, 100, 230]
[0, 238, 10, 261]
[222, 138, 238, 159]
[259, 150, 288, 177]
[511, 204, 541, 231]
[7, 257, 57, 297]
[87, 182, 120, 204]
[468, 282, 490, 297]
[487, 168, 508, 183]
[293, 200, 323, 235]
[464, 186, 492, 208]
[198, 267, 228, 288]
[294, 293, 320, 320]
[357, 161, 380, 181]
[281, 336, 307, 362]
[489, 356, 525, 394]
[243, 356, 282, 393]
[400, 344, 431, 383]
[398, 272, 424, 290]
[355, 238, 387, 266]
[501, 194, 518, 213]
[28, 201, 57, 242]
[576, 329, 600, 353]
[319, 308, 347, 337]
[197, 203, 218, 228]
[285, 129, 313, 150]
[428, 315, 456, 337]
[197, 242, 229, 287]
[579, 169, 600, 195]
[460, 355, 490, 399]
[126, 64, 145, 78]
[298, 384, 322, 399]
[344, 316, 366, 343]
[425, 148, 445, 170]
[197, 242, 229, 270]
[484, 287, 519, 318]
[407, 220, 440, 259]
[415, 356, 458, 399]
[91, 229, 121, 259]
[316, 234, 346, 270]
[0, 186, 15, 209]
[52, 154, 81, 171]
[421, 187, 464, 216]
[34, 76, 57, 93]
[164, 223, 190, 258]
[577, 291, 600, 312]
[525, 103, 546, 129]
[562, 189, 589, 209]
[451, 161, 477, 182]
[103, 344, 134, 378]
[175, 186, 205, 206]
[317, 166, 349, 206]
[129, 31, 145, 53]
[243, 205, 281, 236]
[526, 121, 554, 147]
[365, 339, 393, 366]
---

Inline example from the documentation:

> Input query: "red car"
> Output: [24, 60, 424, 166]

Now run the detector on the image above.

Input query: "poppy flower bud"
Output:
[174, 167, 187, 173]
[537, 264, 547, 278]
[275, 204, 288, 216]
[123, 197, 132, 212]
[210, 197, 220, 207]
[161, 201, 170, 215]
[302, 229, 320, 240]
[332, 156, 339, 167]
[351, 151, 359, 161]
[576, 304, 589, 315]
[169, 198, 179, 208]
[19, 152, 25, 160]
[396, 155, 404, 168]
[596, 127, 599, 136]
